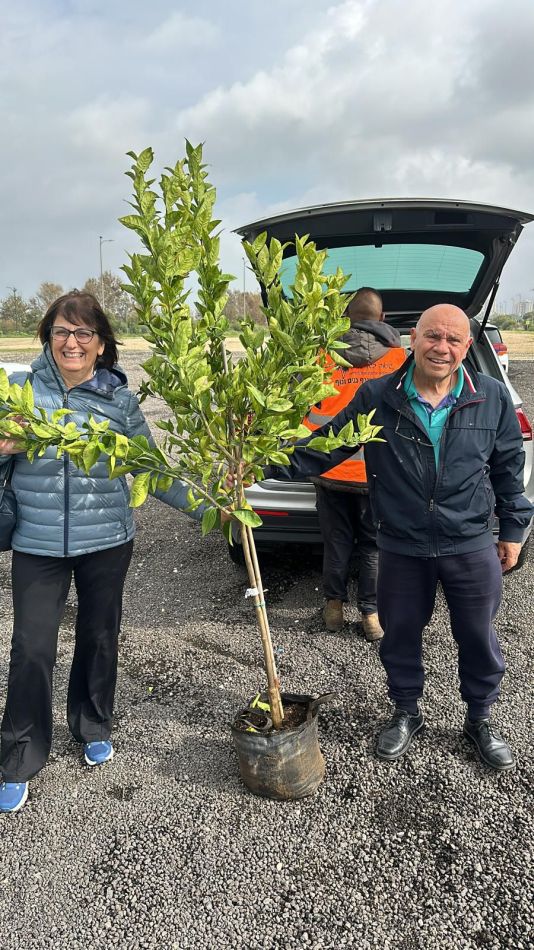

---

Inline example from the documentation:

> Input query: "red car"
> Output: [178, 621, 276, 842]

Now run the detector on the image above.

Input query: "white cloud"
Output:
[144, 11, 219, 50]
[1, 0, 534, 300]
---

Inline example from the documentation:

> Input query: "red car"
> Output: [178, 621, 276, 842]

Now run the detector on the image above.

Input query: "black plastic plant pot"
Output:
[231, 692, 336, 801]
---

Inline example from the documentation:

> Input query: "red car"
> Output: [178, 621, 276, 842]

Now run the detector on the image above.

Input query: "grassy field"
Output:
[501, 330, 534, 358]
[1, 331, 533, 357]
[0, 336, 152, 353]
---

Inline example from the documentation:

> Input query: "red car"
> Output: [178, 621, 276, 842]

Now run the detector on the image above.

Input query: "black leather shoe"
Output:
[463, 717, 515, 771]
[376, 708, 424, 761]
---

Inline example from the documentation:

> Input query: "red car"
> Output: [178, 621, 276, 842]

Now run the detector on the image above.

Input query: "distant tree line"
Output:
[0, 279, 265, 337]
[0, 273, 143, 337]
[492, 313, 534, 332]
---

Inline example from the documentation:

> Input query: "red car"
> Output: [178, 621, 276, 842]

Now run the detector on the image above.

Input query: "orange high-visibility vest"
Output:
[303, 347, 406, 486]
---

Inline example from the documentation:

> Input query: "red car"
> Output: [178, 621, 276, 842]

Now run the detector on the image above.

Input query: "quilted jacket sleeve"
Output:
[124, 391, 205, 521]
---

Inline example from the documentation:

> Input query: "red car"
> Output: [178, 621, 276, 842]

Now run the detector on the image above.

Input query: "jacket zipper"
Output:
[63, 391, 69, 556]
[427, 396, 486, 548]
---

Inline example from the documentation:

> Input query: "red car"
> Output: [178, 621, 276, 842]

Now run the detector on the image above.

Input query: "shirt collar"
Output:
[404, 361, 464, 405]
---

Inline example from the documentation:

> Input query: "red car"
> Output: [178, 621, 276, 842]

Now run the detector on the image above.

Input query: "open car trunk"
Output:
[236, 199, 534, 332]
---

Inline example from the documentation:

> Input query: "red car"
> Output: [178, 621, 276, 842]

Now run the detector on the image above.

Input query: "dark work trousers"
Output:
[0, 541, 133, 782]
[315, 484, 378, 614]
[377, 546, 504, 720]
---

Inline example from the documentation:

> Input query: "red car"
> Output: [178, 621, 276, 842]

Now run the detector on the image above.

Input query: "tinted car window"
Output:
[280, 243, 485, 295]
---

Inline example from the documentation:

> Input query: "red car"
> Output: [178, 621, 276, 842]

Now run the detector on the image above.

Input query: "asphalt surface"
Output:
[0, 353, 532, 950]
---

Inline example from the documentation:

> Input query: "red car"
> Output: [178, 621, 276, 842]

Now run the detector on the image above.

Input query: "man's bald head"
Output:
[416, 304, 471, 337]
[345, 287, 383, 325]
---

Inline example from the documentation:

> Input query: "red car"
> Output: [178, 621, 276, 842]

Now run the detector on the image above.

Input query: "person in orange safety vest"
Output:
[303, 287, 406, 639]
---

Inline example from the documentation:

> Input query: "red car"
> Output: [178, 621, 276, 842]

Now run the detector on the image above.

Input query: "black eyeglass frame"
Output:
[49, 327, 97, 343]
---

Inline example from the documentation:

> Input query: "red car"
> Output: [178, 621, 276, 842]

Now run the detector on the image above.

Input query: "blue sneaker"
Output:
[0, 781, 29, 814]
[84, 740, 114, 766]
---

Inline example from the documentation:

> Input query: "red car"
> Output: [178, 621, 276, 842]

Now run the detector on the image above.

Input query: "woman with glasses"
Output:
[0, 291, 202, 813]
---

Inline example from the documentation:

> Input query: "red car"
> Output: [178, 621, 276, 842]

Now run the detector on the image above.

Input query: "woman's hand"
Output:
[0, 415, 27, 454]
[0, 438, 25, 454]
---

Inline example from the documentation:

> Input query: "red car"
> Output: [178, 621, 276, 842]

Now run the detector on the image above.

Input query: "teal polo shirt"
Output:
[404, 363, 464, 464]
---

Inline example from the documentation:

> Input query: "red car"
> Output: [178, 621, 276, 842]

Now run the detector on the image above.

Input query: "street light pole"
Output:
[99, 236, 113, 310]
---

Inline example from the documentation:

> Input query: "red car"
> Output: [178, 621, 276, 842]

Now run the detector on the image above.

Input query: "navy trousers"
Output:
[315, 485, 378, 613]
[0, 541, 133, 782]
[376, 546, 504, 719]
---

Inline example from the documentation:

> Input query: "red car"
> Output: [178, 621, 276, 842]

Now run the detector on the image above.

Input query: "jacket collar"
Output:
[386, 354, 484, 410]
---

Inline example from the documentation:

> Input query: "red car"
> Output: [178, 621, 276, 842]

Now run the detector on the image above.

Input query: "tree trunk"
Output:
[240, 523, 284, 729]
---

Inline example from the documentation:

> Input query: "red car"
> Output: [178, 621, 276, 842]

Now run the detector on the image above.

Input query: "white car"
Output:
[480, 323, 509, 373]
[0, 361, 31, 374]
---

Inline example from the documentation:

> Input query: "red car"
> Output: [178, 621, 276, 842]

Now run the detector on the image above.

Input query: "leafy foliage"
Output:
[0, 142, 382, 537]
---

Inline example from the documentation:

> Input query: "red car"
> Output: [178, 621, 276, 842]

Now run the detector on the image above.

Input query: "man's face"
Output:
[410, 308, 472, 386]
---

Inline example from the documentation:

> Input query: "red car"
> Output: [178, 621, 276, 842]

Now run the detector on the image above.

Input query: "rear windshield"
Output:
[280, 243, 485, 295]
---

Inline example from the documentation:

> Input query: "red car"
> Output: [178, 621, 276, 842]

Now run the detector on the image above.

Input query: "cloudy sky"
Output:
[2, 0, 534, 310]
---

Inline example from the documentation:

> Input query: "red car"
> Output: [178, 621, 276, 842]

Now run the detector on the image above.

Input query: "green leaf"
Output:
[114, 433, 129, 459]
[268, 451, 292, 465]
[201, 506, 218, 536]
[82, 443, 101, 471]
[137, 147, 154, 173]
[222, 518, 233, 543]
[29, 422, 55, 439]
[0, 370, 9, 401]
[267, 398, 293, 413]
[246, 383, 266, 407]
[232, 508, 263, 528]
[130, 471, 151, 507]
[118, 214, 148, 234]
[109, 464, 136, 479]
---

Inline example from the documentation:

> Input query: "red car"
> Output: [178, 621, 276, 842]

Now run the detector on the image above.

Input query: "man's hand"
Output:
[225, 462, 255, 491]
[497, 540, 522, 573]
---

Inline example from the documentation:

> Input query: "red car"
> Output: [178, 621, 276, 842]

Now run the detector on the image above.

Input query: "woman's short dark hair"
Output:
[37, 290, 120, 369]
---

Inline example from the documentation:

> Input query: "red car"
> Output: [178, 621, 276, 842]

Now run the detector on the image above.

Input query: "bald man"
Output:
[267, 304, 533, 770]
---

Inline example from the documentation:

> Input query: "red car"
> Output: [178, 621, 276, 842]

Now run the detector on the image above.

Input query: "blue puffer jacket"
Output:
[4, 347, 201, 557]
[267, 358, 533, 557]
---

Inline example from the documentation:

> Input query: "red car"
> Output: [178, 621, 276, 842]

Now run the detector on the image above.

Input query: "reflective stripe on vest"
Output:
[303, 346, 406, 484]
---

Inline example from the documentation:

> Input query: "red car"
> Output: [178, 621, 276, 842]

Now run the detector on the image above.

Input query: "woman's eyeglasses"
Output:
[50, 327, 96, 344]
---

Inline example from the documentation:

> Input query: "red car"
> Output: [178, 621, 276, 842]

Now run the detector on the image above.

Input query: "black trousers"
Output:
[377, 547, 504, 719]
[0, 541, 133, 782]
[315, 485, 378, 613]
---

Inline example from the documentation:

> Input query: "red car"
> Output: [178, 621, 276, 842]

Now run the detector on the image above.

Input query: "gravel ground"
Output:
[0, 354, 532, 950]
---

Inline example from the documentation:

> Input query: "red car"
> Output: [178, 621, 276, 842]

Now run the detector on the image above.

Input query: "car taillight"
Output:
[253, 509, 289, 517]
[492, 342, 508, 355]
[516, 408, 533, 441]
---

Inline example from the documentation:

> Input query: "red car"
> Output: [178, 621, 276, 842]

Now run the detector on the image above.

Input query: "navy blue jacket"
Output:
[268, 359, 533, 557]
